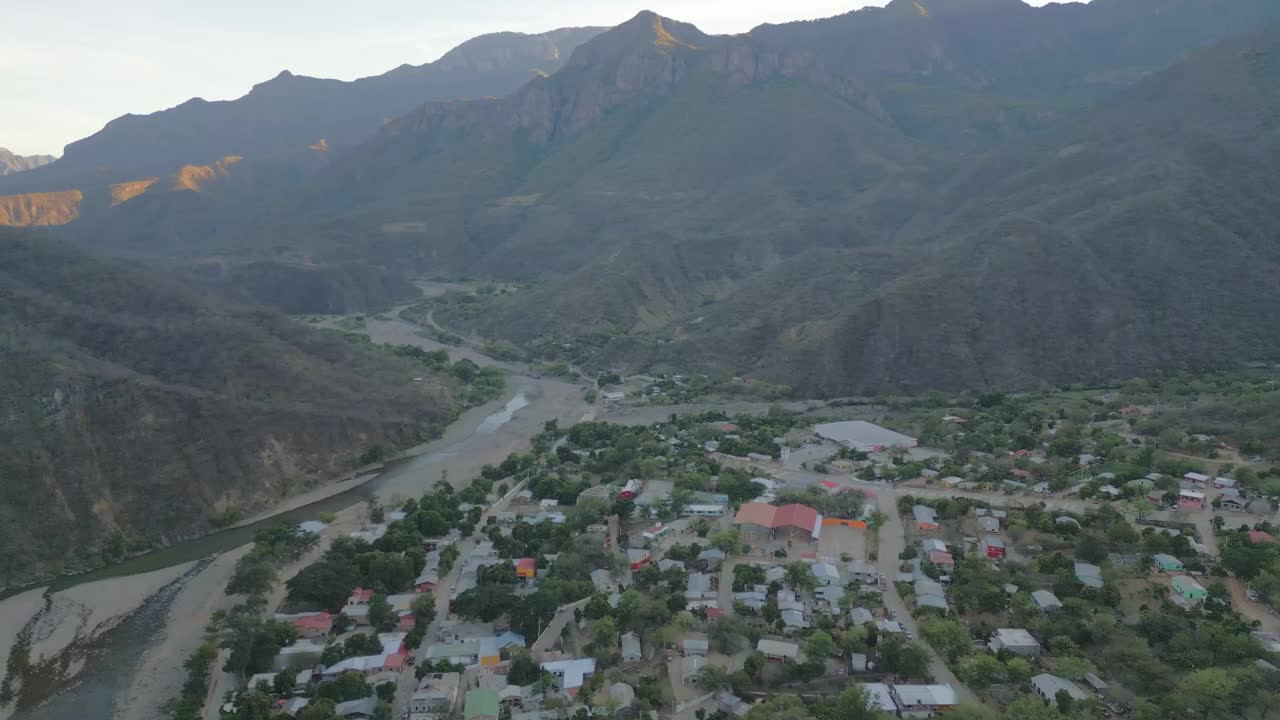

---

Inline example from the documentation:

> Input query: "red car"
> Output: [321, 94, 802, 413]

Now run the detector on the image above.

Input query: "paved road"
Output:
[531, 598, 592, 659]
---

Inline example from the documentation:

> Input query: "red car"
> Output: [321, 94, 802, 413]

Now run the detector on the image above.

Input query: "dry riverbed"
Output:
[0, 564, 196, 720]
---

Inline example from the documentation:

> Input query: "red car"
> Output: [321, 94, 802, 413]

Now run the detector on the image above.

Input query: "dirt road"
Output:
[871, 491, 977, 703]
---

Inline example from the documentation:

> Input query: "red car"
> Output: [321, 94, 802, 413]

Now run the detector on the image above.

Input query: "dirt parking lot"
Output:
[818, 523, 868, 561]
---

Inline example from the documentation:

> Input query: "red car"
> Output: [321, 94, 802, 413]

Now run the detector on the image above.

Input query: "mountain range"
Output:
[0, 148, 55, 176]
[0, 26, 605, 231]
[3, 0, 1280, 398]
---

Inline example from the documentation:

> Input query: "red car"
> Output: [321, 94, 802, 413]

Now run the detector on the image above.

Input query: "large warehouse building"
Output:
[733, 502, 823, 540]
[814, 421, 917, 452]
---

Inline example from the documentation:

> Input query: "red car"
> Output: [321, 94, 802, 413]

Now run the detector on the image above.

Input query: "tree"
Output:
[375, 681, 397, 702]
[412, 592, 437, 625]
[273, 668, 297, 694]
[710, 529, 742, 555]
[1054, 690, 1076, 716]
[743, 652, 765, 680]
[236, 690, 277, 720]
[956, 654, 1005, 689]
[804, 630, 838, 660]
[785, 563, 817, 593]
[1004, 694, 1062, 720]
[708, 616, 751, 654]
[1047, 636, 1080, 657]
[1163, 668, 1239, 720]
[1222, 541, 1270, 580]
[298, 699, 337, 720]
[1074, 535, 1107, 564]
[316, 671, 371, 703]
[1003, 656, 1032, 685]
[591, 617, 619, 655]
[746, 696, 809, 720]
[227, 553, 278, 598]
[508, 653, 542, 686]
[583, 593, 613, 621]
[817, 686, 876, 720]
[453, 584, 517, 621]
[698, 665, 735, 691]
[368, 594, 394, 632]
[880, 639, 931, 680]
[919, 617, 972, 663]
[1052, 656, 1091, 680]
[222, 616, 297, 678]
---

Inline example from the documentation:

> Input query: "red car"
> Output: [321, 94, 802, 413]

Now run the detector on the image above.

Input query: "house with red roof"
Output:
[928, 550, 955, 569]
[515, 558, 537, 579]
[627, 548, 652, 571]
[980, 535, 1005, 560]
[276, 612, 333, 638]
[733, 502, 822, 540]
[348, 588, 374, 606]
[1249, 530, 1277, 545]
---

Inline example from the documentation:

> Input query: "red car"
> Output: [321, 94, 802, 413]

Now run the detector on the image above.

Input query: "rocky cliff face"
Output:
[0, 231, 457, 585]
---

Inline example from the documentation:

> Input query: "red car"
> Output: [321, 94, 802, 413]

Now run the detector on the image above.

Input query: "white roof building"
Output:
[621, 632, 642, 662]
[987, 628, 1041, 656]
[814, 421, 918, 451]
[893, 684, 959, 716]
[1031, 674, 1088, 706]
[756, 639, 800, 660]
[862, 683, 898, 713]
[541, 658, 596, 696]
[1031, 590, 1063, 612]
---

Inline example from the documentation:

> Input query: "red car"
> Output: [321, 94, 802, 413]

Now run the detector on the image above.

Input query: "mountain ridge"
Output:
[0, 25, 606, 197]
[0, 148, 55, 176]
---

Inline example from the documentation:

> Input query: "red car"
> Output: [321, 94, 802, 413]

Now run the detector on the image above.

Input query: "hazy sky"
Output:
[4, 0, 1071, 157]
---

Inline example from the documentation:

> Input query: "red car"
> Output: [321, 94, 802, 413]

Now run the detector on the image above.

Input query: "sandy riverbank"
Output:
[378, 377, 589, 498]
[0, 564, 195, 720]
[114, 503, 369, 720]
[0, 589, 46, 720]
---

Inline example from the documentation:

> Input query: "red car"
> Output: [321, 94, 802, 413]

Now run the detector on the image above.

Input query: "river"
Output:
[6, 385, 557, 720]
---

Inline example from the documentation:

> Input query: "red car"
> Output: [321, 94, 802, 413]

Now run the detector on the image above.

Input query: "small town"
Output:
[191, 378, 1280, 720]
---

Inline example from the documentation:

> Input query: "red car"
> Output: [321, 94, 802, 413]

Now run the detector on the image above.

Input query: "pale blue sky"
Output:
[3, 0, 1069, 156]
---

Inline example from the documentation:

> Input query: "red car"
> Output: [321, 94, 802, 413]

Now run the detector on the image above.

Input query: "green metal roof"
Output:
[465, 689, 500, 720]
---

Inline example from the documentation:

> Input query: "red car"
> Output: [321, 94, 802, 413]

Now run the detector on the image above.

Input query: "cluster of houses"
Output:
[862, 682, 958, 718]
[231, 486, 627, 720]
